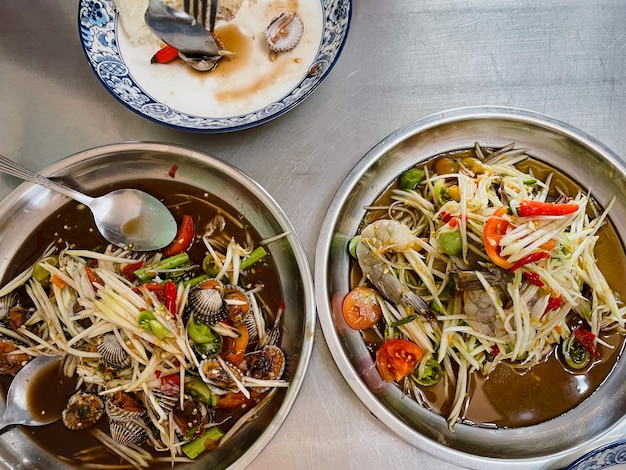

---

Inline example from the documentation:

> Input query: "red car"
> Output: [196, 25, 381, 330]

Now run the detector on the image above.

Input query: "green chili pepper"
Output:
[562, 334, 590, 369]
[411, 358, 444, 386]
[136, 310, 174, 340]
[348, 235, 360, 258]
[187, 318, 222, 358]
[400, 168, 426, 190]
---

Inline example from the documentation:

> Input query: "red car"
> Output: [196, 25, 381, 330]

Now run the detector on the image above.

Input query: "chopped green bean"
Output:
[133, 253, 190, 282]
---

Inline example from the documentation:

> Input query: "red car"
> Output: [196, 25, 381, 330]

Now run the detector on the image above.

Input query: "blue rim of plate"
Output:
[565, 440, 626, 469]
[77, 0, 351, 132]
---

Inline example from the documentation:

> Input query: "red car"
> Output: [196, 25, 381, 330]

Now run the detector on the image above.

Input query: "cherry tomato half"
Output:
[376, 339, 423, 382]
[342, 286, 382, 330]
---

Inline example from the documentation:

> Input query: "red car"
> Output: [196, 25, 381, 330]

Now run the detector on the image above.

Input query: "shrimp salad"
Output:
[0, 212, 289, 467]
[343, 143, 626, 429]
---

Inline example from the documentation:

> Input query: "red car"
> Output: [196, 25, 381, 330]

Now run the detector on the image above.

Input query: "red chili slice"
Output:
[518, 200, 579, 217]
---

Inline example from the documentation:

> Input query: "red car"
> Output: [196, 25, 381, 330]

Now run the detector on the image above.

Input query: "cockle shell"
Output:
[146, 390, 178, 418]
[97, 334, 131, 370]
[265, 11, 304, 53]
[61, 392, 105, 431]
[109, 419, 149, 446]
[0, 292, 18, 320]
[246, 345, 286, 392]
[105, 391, 146, 422]
[223, 284, 251, 325]
[188, 279, 227, 326]
[199, 359, 242, 392]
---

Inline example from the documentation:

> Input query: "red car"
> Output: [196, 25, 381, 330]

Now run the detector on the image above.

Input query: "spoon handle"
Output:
[0, 155, 93, 206]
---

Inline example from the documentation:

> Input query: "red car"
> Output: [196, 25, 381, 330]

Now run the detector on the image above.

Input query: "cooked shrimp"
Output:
[356, 219, 436, 320]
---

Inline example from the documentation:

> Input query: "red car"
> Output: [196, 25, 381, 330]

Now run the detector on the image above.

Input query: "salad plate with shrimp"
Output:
[316, 107, 626, 468]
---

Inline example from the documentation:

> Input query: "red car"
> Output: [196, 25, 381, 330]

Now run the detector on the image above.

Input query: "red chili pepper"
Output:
[85, 266, 104, 289]
[164, 281, 177, 316]
[159, 373, 181, 396]
[509, 251, 551, 271]
[489, 344, 500, 357]
[448, 218, 458, 228]
[574, 328, 600, 357]
[162, 215, 194, 257]
[440, 211, 452, 223]
[151, 45, 179, 64]
[482, 206, 513, 269]
[544, 296, 564, 316]
[123, 260, 145, 282]
[523, 271, 545, 287]
[168, 164, 178, 178]
[518, 200, 579, 217]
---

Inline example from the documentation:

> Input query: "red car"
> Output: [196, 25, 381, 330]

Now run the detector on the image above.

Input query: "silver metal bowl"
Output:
[0, 142, 316, 469]
[315, 107, 626, 469]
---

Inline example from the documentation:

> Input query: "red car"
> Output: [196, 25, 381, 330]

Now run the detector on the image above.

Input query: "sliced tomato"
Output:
[376, 339, 423, 382]
[220, 323, 249, 365]
[482, 206, 513, 269]
[342, 286, 382, 330]
[163, 215, 194, 257]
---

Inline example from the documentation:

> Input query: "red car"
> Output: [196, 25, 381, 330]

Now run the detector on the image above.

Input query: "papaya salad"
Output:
[0, 207, 289, 467]
[343, 142, 626, 430]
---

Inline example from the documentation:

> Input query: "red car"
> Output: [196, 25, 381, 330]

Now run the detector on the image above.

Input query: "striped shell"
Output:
[265, 11, 304, 53]
[109, 419, 149, 446]
[98, 334, 131, 370]
[188, 279, 227, 326]
[105, 392, 146, 422]
[146, 390, 178, 419]
[247, 345, 286, 392]
[199, 359, 242, 392]
[61, 392, 104, 431]
[0, 292, 18, 320]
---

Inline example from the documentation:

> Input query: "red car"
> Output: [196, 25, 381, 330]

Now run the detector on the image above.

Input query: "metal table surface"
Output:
[2, 1, 626, 469]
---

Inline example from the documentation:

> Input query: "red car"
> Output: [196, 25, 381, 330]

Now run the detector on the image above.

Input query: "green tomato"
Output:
[438, 230, 462, 256]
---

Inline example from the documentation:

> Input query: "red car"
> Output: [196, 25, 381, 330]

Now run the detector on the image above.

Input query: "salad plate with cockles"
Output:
[78, 0, 351, 132]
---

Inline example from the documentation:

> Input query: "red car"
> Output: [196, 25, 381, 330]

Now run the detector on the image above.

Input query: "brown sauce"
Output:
[353, 150, 626, 428]
[0, 178, 285, 466]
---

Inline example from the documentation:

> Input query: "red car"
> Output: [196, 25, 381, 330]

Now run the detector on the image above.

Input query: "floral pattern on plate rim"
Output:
[566, 440, 626, 469]
[78, 0, 351, 132]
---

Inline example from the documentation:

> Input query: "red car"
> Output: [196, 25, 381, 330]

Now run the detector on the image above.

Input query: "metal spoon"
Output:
[0, 155, 177, 252]
[144, 0, 220, 58]
[0, 355, 66, 432]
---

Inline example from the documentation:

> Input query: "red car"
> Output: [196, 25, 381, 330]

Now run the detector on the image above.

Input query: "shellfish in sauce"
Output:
[0, 179, 289, 467]
[265, 11, 304, 53]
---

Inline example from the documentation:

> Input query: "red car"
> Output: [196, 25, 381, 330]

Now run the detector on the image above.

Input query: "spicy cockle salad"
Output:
[0, 186, 290, 468]
[343, 142, 626, 430]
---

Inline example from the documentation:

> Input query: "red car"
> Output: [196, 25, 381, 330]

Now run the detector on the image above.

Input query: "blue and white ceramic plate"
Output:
[566, 441, 626, 469]
[78, 0, 351, 132]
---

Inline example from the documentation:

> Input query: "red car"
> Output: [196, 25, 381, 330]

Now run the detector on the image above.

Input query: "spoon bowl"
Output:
[0, 355, 68, 433]
[0, 155, 177, 251]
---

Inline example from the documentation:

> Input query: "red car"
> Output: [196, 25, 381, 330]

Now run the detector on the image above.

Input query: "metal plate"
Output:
[0, 142, 316, 469]
[315, 106, 626, 469]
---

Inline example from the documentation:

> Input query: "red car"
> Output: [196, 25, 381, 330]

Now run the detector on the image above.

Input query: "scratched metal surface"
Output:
[2, 0, 626, 469]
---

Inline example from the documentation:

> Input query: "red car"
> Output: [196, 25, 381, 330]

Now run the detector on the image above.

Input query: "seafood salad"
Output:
[343, 143, 626, 429]
[0, 209, 289, 467]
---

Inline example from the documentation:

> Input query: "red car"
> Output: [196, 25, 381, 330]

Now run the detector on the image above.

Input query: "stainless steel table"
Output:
[2, 1, 626, 469]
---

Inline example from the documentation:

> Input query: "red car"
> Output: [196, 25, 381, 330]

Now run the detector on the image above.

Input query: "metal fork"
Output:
[183, 0, 218, 32]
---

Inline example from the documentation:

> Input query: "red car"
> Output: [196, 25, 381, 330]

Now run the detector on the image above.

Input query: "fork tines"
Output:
[184, 0, 208, 27]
